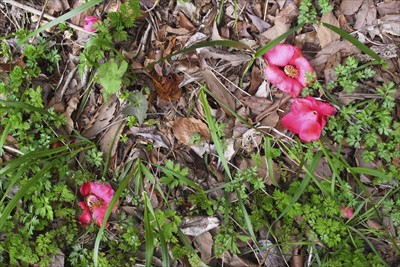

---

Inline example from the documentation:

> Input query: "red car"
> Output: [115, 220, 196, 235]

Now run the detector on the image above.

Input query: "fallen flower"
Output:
[340, 206, 354, 219]
[264, 44, 315, 98]
[78, 182, 118, 227]
[281, 96, 336, 142]
[83, 16, 99, 32]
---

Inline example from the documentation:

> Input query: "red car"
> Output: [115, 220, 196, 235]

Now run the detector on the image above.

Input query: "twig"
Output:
[3, 0, 94, 34]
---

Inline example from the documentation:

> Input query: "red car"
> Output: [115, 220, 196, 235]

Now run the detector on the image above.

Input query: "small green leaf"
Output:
[122, 91, 148, 124]
[97, 58, 128, 100]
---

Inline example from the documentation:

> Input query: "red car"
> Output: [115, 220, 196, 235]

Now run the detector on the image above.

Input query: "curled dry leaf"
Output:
[152, 72, 183, 101]
[172, 118, 210, 146]
[340, 0, 363, 16]
[179, 216, 219, 236]
[317, 12, 340, 48]
[194, 232, 213, 264]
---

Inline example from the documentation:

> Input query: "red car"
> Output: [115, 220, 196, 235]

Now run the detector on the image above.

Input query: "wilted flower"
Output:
[83, 16, 99, 32]
[281, 96, 336, 142]
[78, 182, 118, 227]
[264, 44, 315, 98]
[340, 206, 354, 219]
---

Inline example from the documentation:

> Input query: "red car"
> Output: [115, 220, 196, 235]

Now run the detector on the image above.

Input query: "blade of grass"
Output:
[143, 192, 170, 267]
[0, 160, 57, 229]
[93, 160, 135, 267]
[19, 0, 103, 44]
[264, 137, 278, 186]
[145, 39, 252, 70]
[320, 22, 386, 66]
[273, 150, 323, 224]
[143, 192, 155, 267]
[200, 86, 257, 244]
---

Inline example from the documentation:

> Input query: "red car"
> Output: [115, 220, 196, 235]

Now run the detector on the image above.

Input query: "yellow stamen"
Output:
[284, 65, 299, 78]
[85, 195, 105, 209]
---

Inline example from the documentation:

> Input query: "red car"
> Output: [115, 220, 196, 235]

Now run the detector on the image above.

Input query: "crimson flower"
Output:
[264, 44, 315, 98]
[340, 206, 354, 219]
[78, 182, 118, 227]
[83, 16, 99, 32]
[281, 96, 336, 142]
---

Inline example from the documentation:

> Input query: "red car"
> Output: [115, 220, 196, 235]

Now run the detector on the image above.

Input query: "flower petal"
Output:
[78, 202, 92, 226]
[84, 16, 98, 23]
[88, 182, 115, 205]
[293, 57, 315, 86]
[298, 120, 322, 142]
[92, 206, 108, 227]
[265, 65, 303, 97]
[264, 44, 299, 67]
[79, 182, 91, 197]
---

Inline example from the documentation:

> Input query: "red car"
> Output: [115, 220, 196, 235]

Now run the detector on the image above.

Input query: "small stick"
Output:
[256, 94, 291, 122]
[3, 0, 94, 34]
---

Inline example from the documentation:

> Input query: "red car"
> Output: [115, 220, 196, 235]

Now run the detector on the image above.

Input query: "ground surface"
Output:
[0, 0, 400, 266]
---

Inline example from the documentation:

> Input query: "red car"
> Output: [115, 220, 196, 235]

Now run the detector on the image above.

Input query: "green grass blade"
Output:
[93, 160, 135, 267]
[273, 150, 323, 223]
[348, 167, 391, 181]
[320, 22, 386, 66]
[0, 160, 57, 229]
[264, 137, 278, 186]
[143, 192, 155, 267]
[146, 40, 252, 70]
[19, 0, 103, 44]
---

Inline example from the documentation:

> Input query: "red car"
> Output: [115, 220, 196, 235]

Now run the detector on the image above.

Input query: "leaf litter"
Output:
[1, 0, 400, 266]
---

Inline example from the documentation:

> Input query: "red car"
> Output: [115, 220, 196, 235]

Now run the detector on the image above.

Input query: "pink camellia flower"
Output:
[83, 16, 99, 32]
[281, 96, 336, 142]
[340, 206, 354, 219]
[264, 44, 315, 98]
[78, 182, 118, 227]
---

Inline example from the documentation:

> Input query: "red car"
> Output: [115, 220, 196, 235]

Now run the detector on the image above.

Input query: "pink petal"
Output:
[88, 182, 115, 205]
[293, 57, 315, 86]
[92, 206, 108, 227]
[84, 16, 98, 23]
[265, 65, 303, 97]
[340, 206, 354, 219]
[298, 120, 322, 142]
[78, 202, 92, 226]
[290, 97, 314, 113]
[281, 112, 303, 134]
[80, 182, 91, 197]
[314, 101, 337, 117]
[264, 44, 299, 67]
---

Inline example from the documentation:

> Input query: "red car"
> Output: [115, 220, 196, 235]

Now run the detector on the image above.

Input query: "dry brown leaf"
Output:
[222, 252, 258, 267]
[200, 65, 236, 115]
[377, 1, 400, 16]
[194, 232, 213, 264]
[379, 14, 400, 36]
[172, 118, 210, 145]
[340, 0, 363, 15]
[199, 49, 251, 67]
[152, 72, 183, 102]
[178, 11, 196, 31]
[82, 100, 118, 138]
[247, 13, 271, 33]
[63, 96, 79, 134]
[317, 12, 340, 48]
[366, 219, 383, 230]
[99, 116, 125, 160]
[47, 0, 70, 14]
[260, 2, 298, 43]
[354, 0, 377, 31]
[180, 216, 219, 236]
[260, 111, 280, 129]
[241, 95, 272, 114]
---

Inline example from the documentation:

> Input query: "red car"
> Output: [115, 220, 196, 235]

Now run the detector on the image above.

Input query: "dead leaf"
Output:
[99, 116, 125, 160]
[340, 0, 363, 15]
[241, 95, 272, 115]
[194, 232, 213, 264]
[222, 252, 258, 267]
[377, 1, 400, 16]
[63, 96, 79, 134]
[379, 15, 400, 36]
[317, 12, 340, 48]
[82, 99, 118, 138]
[180, 216, 219, 236]
[367, 219, 383, 230]
[152, 72, 183, 102]
[172, 118, 210, 145]
[260, 2, 298, 43]
[200, 63, 236, 115]
[354, 0, 377, 31]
